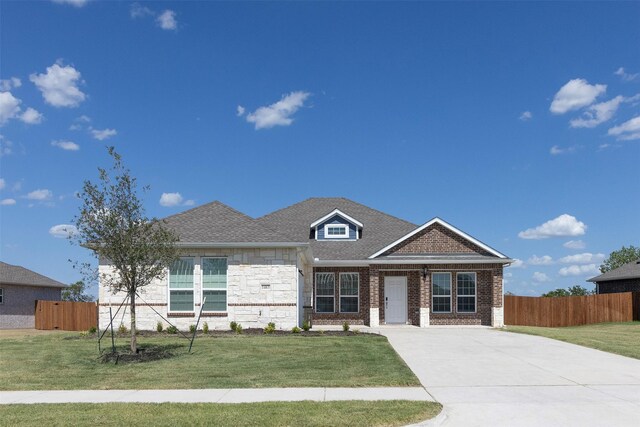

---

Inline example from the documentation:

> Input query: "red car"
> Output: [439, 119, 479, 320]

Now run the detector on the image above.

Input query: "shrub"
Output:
[318, 329, 325, 335]
[88, 326, 97, 334]
[230, 321, 238, 332]
[156, 322, 164, 333]
[264, 322, 276, 334]
[353, 328, 360, 334]
[189, 324, 197, 334]
[166, 325, 178, 334]
[235, 324, 243, 334]
[342, 322, 350, 332]
[302, 320, 310, 331]
[291, 326, 301, 334]
[118, 323, 128, 334]
[202, 322, 209, 334]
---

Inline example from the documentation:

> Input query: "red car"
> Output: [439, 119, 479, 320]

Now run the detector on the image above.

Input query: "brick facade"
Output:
[383, 223, 493, 256]
[312, 267, 370, 325]
[597, 279, 640, 294]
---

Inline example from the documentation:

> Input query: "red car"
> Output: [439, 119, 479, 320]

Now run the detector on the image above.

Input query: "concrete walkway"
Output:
[0, 387, 433, 404]
[379, 327, 640, 427]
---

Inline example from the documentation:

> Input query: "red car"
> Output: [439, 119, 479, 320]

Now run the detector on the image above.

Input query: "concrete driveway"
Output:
[379, 327, 640, 427]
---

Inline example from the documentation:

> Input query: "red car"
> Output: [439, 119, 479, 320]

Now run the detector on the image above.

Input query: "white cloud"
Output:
[558, 264, 599, 277]
[90, 128, 117, 141]
[608, 116, 640, 141]
[528, 255, 554, 265]
[246, 91, 310, 130]
[25, 189, 53, 200]
[0, 198, 16, 206]
[52, 0, 88, 6]
[30, 63, 86, 108]
[237, 105, 245, 117]
[550, 145, 578, 155]
[518, 214, 587, 240]
[0, 92, 22, 125]
[559, 252, 605, 264]
[49, 224, 78, 238]
[509, 259, 525, 269]
[160, 192, 184, 207]
[0, 77, 21, 91]
[0, 135, 13, 156]
[51, 140, 80, 151]
[550, 79, 606, 114]
[532, 272, 551, 283]
[563, 240, 586, 250]
[157, 10, 177, 30]
[615, 67, 639, 82]
[19, 107, 43, 125]
[569, 96, 624, 128]
[184, 199, 195, 206]
[0, 178, 5, 190]
[519, 111, 532, 121]
[130, 2, 154, 18]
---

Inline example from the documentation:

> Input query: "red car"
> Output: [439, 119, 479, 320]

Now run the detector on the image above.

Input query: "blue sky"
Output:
[1, 1, 639, 297]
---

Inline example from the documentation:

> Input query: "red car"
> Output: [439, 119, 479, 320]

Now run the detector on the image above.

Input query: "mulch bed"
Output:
[81, 328, 371, 340]
[99, 346, 176, 364]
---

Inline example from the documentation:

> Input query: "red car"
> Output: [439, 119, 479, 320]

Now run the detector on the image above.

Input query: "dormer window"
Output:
[325, 224, 348, 238]
[310, 209, 363, 241]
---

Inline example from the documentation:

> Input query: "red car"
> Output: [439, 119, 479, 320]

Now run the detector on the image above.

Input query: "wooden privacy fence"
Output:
[35, 300, 98, 331]
[504, 292, 640, 327]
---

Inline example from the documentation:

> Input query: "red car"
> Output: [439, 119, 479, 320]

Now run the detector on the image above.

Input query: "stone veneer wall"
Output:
[0, 284, 62, 329]
[98, 248, 301, 331]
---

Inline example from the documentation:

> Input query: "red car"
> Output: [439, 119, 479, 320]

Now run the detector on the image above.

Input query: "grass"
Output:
[0, 401, 442, 427]
[505, 321, 640, 359]
[0, 333, 420, 390]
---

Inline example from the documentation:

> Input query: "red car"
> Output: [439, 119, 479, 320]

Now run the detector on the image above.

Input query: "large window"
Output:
[457, 272, 476, 313]
[202, 257, 227, 312]
[432, 273, 451, 313]
[315, 273, 335, 313]
[169, 258, 194, 312]
[339, 273, 359, 313]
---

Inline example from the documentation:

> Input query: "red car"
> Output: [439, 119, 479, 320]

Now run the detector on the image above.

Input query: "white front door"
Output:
[384, 276, 407, 324]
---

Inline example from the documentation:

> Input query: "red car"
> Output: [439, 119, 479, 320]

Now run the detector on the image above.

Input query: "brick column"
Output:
[419, 269, 430, 327]
[491, 267, 504, 327]
[369, 265, 380, 327]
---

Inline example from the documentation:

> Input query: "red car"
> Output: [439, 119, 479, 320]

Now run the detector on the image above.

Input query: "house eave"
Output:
[313, 258, 513, 267]
[176, 242, 310, 249]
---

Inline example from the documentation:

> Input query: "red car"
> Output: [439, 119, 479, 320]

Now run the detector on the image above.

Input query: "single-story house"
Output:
[588, 259, 640, 294]
[0, 262, 66, 329]
[98, 198, 512, 330]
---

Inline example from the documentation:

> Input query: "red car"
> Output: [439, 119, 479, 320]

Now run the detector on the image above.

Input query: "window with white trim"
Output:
[0, 288, 3, 304]
[339, 273, 359, 313]
[432, 273, 451, 313]
[169, 258, 194, 312]
[315, 273, 335, 313]
[202, 257, 227, 312]
[457, 272, 476, 313]
[324, 224, 349, 238]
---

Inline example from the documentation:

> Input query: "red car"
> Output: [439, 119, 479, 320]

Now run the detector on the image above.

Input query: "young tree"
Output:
[542, 285, 594, 297]
[73, 147, 180, 353]
[62, 280, 93, 302]
[600, 245, 640, 273]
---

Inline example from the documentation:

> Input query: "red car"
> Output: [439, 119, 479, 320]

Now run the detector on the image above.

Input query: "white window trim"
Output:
[168, 256, 196, 313]
[339, 272, 359, 313]
[0, 287, 3, 304]
[201, 257, 228, 313]
[315, 272, 335, 313]
[432, 272, 452, 313]
[456, 272, 477, 314]
[324, 224, 350, 239]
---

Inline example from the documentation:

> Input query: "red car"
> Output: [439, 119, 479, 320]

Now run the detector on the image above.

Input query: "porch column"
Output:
[369, 265, 380, 327]
[419, 269, 430, 327]
[491, 268, 504, 327]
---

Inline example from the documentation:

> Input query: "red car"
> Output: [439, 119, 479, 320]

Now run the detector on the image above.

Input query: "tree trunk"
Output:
[130, 291, 137, 353]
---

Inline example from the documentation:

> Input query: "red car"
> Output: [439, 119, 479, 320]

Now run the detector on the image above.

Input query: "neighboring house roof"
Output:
[162, 200, 304, 245]
[256, 197, 418, 260]
[587, 259, 640, 283]
[0, 262, 66, 288]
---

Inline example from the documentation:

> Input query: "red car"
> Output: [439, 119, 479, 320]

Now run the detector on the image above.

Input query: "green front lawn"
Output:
[505, 321, 640, 359]
[0, 333, 420, 390]
[0, 401, 442, 427]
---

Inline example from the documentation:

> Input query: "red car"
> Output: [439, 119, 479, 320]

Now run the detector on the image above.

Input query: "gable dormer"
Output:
[310, 209, 363, 241]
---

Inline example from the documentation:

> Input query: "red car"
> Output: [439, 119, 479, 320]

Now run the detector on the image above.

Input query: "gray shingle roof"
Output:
[0, 262, 66, 288]
[162, 201, 296, 244]
[256, 197, 418, 260]
[587, 259, 640, 282]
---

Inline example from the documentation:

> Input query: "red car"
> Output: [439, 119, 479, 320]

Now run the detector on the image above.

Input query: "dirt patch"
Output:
[100, 345, 178, 364]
